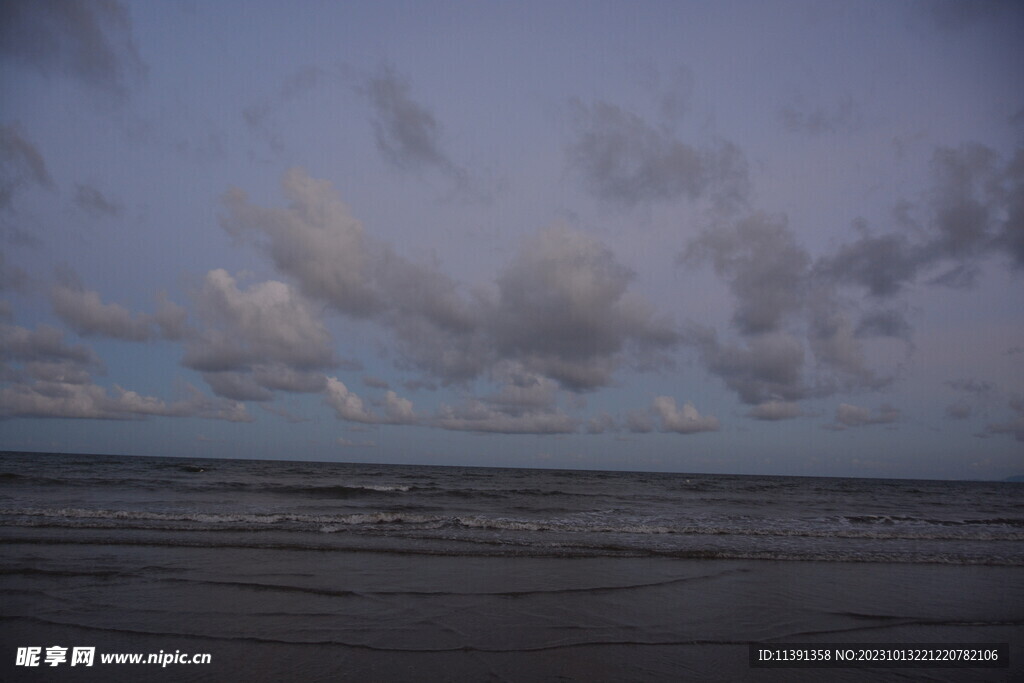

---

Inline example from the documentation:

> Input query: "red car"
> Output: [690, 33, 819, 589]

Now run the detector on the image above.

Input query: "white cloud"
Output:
[324, 377, 379, 424]
[651, 396, 720, 434]
[0, 379, 250, 422]
[434, 399, 579, 434]
[324, 377, 417, 425]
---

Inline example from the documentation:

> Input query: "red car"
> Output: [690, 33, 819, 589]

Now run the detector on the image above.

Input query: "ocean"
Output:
[1, 451, 1021, 681]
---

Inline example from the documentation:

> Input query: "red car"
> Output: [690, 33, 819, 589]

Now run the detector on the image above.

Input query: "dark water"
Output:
[1, 451, 1021, 565]
[1, 451, 1021, 681]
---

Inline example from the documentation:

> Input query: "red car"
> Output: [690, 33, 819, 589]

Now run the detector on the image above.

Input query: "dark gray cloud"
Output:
[748, 400, 803, 421]
[688, 326, 807, 405]
[986, 396, 1024, 441]
[683, 144, 1023, 417]
[0, 0, 145, 96]
[682, 214, 894, 408]
[0, 320, 248, 421]
[479, 363, 560, 416]
[362, 376, 390, 390]
[243, 65, 324, 154]
[201, 371, 273, 402]
[827, 403, 901, 430]
[626, 410, 655, 433]
[0, 123, 53, 210]
[927, 0, 1021, 30]
[0, 322, 99, 367]
[361, 65, 465, 183]
[806, 303, 890, 392]
[819, 144, 1024, 297]
[51, 281, 155, 341]
[855, 308, 913, 340]
[567, 99, 749, 208]
[375, 245, 488, 384]
[780, 96, 862, 136]
[816, 232, 919, 298]
[73, 183, 121, 218]
[946, 378, 996, 396]
[946, 400, 972, 420]
[682, 213, 809, 335]
[586, 412, 617, 434]
[0, 251, 29, 293]
[944, 377, 1000, 423]
[490, 225, 679, 391]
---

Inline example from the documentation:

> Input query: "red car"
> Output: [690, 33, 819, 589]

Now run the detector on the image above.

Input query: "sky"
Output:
[1, 0, 1022, 480]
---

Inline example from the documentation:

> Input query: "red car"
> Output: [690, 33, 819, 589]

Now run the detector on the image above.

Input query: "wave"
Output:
[4, 507, 1024, 544]
[842, 514, 1024, 528]
[3, 533, 1021, 566]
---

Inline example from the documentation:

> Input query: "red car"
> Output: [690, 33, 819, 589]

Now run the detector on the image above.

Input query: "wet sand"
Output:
[2, 541, 1020, 681]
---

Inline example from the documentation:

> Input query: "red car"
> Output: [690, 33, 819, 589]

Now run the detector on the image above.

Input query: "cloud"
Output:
[806, 304, 889, 391]
[0, 0, 145, 96]
[73, 183, 121, 218]
[184, 269, 336, 373]
[651, 396, 720, 434]
[827, 403, 901, 430]
[816, 231, 920, 298]
[681, 211, 912, 413]
[0, 380, 251, 421]
[434, 398, 579, 434]
[626, 410, 655, 433]
[324, 377, 417, 425]
[259, 403, 310, 423]
[687, 326, 807, 405]
[200, 371, 273, 402]
[1, 322, 248, 421]
[337, 437, 376, 448]
[221, 169, 380, 317]
[926, 0, 1020, 30]
[50, 282, 156, 341]
[222, 170, 679, 393]
[855, 308, 913, 340]
[179, 269, 339, 401]
[243, 65, 324, 154]
[946, 378, 996, 396]
[748, 400, 803, 421]
[818, 144, 1024, 298]
[1, 322, 99, 367]
[945, 400, 972, 420]
[490, 225, 679, 390]
[0, 123, 53, 210]
[780, 96, 862, 135]
[586, 412, 617, 434]
[360, 65, 465, 184]
[0, 251, 29, 292]
[480, 363, 560, 415]
[384, 390, 416, 423]
[566, 99, 748, 208]
[682, 213, 809, 335]
[324, 377, 378, 423]
[986, 396, 1024, 442]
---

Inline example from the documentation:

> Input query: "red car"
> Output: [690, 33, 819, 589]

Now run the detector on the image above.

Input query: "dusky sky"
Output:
[1, 0, 1022, 479]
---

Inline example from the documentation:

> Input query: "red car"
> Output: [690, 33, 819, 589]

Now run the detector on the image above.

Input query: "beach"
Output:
[2, 452, 1021, 680]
